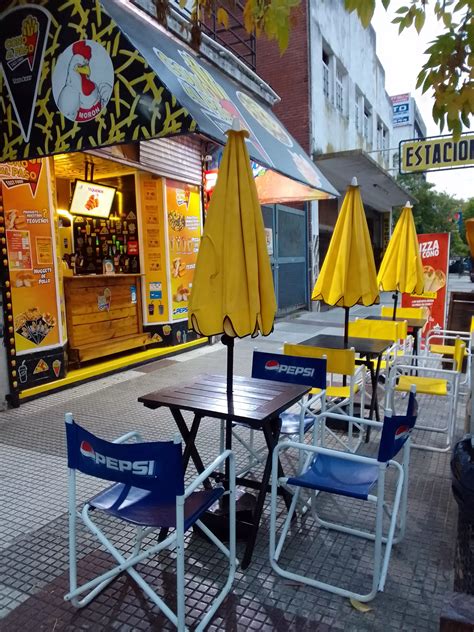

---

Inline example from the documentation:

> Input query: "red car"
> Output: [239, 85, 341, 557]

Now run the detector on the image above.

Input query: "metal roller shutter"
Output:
[139, 136, 203, 185]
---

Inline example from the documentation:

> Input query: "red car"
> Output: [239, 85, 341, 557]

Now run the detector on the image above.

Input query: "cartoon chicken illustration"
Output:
[57, 41, 112, 123]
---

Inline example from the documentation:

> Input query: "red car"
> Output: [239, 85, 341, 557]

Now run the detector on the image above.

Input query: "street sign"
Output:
[391, 93, 411, 128]
[400, 132, 474, 174]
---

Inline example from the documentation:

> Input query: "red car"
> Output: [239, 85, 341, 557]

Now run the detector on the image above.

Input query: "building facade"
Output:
[256, 0, 414, 295]
[390, 93, 427, 173]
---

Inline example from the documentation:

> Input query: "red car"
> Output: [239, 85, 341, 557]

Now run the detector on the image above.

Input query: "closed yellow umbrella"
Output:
[189, 123, 276, 392]
[311, 178, 379, 344]
[377, 202, 424, 319]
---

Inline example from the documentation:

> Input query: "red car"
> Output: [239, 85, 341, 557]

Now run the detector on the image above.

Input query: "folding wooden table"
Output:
[139, 373, 310, 569]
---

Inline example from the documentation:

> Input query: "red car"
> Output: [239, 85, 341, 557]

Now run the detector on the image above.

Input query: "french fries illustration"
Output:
[21, 15, 39, 69]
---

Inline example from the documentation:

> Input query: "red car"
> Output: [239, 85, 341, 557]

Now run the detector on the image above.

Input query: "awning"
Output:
[0, 0, 337, 199]
[315, 150, 415, 210]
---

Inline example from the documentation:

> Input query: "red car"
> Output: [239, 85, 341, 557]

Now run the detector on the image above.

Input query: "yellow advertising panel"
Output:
[401, 133, 474, 173]
[139, 174, 170, 324]
[166, 180, 202, 322]
[0, 159, 61, 353]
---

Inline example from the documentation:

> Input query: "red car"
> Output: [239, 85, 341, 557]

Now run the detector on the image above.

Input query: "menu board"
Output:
[0, 159, 61, 352]
[139, 175, 169, 324]
[166, 180, 202, 322]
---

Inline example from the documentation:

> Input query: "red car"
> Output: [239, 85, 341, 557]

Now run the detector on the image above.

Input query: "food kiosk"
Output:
[0, 0, 337, 403]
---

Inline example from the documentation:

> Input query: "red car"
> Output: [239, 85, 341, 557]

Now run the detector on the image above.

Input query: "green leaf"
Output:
[395, 6, 409, 14]
[415, 9, 425, 34]
[381, 0, 390, 9]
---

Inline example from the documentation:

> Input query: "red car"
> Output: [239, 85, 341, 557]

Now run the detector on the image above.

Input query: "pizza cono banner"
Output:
[402, 233, 450, 342]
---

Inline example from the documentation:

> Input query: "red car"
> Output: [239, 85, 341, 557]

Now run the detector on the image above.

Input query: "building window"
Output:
[335, 68, 344, 113]
[377, 120, 383, 150]
[355, 90, 361, 132]
[322, 49, 330, 99]
[363, 104, 372, 143]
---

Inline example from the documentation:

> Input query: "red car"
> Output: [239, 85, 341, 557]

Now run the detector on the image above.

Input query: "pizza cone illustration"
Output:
[52, 359, 61, 377]
[431, 269, 446, 292]
[423, 265, 436, 292]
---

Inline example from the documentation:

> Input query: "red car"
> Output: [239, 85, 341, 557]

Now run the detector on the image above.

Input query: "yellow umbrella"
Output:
[189, 123, 276, 392]
[311, 177, 379, 345]
[377, 202, 424, 319]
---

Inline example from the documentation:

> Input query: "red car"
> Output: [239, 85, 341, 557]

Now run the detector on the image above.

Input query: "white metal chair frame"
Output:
[283, 344, 367, 453]
[386, 353, 461, 452]
[65, 414, 236, 632]
[424, 327, 473, 389]
[230, 390, 327, 476]
[269, 410, 411, 603]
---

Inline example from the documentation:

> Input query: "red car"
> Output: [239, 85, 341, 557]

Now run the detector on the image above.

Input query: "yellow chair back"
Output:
[284, 343, 356, 376]
[454, 338, 466, 372]
[381, 306, 427, 320]
[396, 319, 408, 341]
[348, 318, 400, 343]
[470, 316, 474, 333]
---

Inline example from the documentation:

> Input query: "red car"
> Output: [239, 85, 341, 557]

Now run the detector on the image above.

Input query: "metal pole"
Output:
[344, 307, 350, 348]
[392, 291, 398, 320]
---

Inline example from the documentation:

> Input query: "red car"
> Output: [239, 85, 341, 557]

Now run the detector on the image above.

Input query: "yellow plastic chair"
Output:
[386, 337, 465, 452]
[424, 316, 473, 389]
[350, 317, 411, 369]
[381, 306, 428, 320]
[284, 343, 365, 452]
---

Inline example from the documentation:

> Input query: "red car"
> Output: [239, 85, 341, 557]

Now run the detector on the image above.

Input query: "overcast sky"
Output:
[372, 4, 472, 202]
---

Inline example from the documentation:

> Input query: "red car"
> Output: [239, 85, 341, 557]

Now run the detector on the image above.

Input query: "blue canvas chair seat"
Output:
[90, 484, 224, 530]
[64, 414, 236, 631]
[270, 389, 417, 603]
[287, 454, 380, 501]
[279, 412, 317, 436]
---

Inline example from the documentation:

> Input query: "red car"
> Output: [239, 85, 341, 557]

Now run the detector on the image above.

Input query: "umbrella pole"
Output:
[343, 307, 350, 388]
[222, 334, 234, 397]
[344, 307, 350, 348]
[392, 292, 398, 320]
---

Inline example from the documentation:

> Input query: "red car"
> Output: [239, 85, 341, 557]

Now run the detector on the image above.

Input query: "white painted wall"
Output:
[308, 0, 393, 171]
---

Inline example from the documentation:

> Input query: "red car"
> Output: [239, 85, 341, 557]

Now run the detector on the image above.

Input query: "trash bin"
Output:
[451, 436, 474, 593]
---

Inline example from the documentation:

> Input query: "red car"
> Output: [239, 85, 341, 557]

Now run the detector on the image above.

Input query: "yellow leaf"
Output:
[350, 598, 373, 613]
[217, 7, 229, 29]
[179, 0, 187, 8]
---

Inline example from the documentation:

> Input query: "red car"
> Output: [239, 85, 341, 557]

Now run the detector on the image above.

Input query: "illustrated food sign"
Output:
[391, 93, 411, 128]
[400, 133, 474, 174]
[139, 175, 169, 324]
[0, 159, 61, 352]
[0, 0, 336, 199]
[166, 180, 201, 322]
[69, 179, 116, 219]
[402, 233, 450, 341]
[0, 0, 195, 163]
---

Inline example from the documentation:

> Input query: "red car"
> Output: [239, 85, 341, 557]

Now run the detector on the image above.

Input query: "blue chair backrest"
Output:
[377, 391, 418, 462]
[65, 419, 184, 499]
[252, 350, 327, 389]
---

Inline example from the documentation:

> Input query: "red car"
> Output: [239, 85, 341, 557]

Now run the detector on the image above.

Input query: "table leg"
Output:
[240, 418, 289, 570]
[170, 409, 212, 489]
[365, 354, 382, 443]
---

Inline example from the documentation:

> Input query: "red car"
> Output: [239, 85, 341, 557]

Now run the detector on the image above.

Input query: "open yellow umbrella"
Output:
[311, 177, 379, 345]
[189, 122, 276, 393]
[377, 202, 424, 319]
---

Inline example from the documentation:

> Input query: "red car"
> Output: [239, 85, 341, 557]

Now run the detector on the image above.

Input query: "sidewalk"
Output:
[0, 282, 469, 631]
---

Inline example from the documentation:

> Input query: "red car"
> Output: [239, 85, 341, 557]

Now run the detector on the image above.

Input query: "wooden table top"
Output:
[300, 333, 391, 356]
[365, 315, 427, 329]
[138, 374, 310, 425]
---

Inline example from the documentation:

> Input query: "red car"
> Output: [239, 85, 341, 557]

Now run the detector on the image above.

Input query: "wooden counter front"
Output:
[64, 274, 150, 364]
